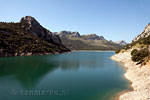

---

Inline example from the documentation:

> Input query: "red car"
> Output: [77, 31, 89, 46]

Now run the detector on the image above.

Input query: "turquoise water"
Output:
[0, 51, 130, 100]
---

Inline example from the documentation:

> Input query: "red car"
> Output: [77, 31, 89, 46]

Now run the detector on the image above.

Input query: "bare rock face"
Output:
[81, 34, 105, 40]
[56, 31, 105, 40]
[71, 32, 81, 37]
[115, 40, 127, 45]
[55, 31, 81, 37]
[20, 16, 62, 45]
[133, 23, 150, 42]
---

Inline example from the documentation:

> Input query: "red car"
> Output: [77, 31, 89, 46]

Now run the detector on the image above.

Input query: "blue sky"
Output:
[0, 0, 150, 42]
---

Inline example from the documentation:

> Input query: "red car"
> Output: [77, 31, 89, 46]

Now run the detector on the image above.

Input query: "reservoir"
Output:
[0, 51, 130, 100]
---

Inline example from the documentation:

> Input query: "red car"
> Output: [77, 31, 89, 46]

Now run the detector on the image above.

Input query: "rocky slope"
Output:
[21, 16, 63, 46]
[112, 23, 150, 100]
[81, 34, 105, 40]
[54, 31, 123, 50]
[115, 40, 127, 45]
[133, 23, 150, 42]
[112, 51, 150, 100]
[54, 31, 81, 38]
[0, 16, 70, 57]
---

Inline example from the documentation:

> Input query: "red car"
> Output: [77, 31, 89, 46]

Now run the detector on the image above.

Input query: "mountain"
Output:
[112, 23, 150, 100]
[116, 23, 150, 64]
[81, 34, 105, 40]
[119, 23, 150, 51]
[20, 16, 62, 45]
[133, 23, 150, 42]
[54, 31, 123, 50]
[115, 40, 127, 45]
[0, 16, 70, 57]
[54, 31, 81, 38]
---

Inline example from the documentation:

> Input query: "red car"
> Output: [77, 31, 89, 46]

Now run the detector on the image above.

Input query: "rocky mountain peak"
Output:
[20, 16, 40, 29]
[56, 31, 81, 37]
[20, 16, 62, 45]
[71, 32, 80, 37]
[82, 34, 105, 40]
[115, 40, 127, 45]
[133, 23, 150, 42]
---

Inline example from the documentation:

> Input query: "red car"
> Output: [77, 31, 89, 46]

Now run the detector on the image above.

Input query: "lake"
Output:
[0, 51, 130, 100]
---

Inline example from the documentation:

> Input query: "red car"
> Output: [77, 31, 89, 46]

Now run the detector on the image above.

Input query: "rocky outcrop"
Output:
[133, 23, 150, 42]
[21, 16, 62, 46]
[112, 51, 150, 100]
[55, 31, 81, 38]
[115, 40, 127, 45]
[56, 31, 105, 40]
[81, 34, 105, 40]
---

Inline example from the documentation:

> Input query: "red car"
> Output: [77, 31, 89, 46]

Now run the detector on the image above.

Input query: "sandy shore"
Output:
[111, 51, 150, 100]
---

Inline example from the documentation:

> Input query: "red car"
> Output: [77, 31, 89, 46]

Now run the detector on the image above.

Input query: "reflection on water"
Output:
[0, 56, 57, 88]
[0, 51, 130, 100]
[0, 52, 109, 88]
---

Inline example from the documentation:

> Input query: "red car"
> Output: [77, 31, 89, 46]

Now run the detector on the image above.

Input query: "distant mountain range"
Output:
[0, 16, 70, 57]
[54, 31, 123, 50]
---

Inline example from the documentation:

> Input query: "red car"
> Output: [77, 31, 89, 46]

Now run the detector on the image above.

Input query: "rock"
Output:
[115, 40, 127, 45]
[133, 23, 150, 42]
[20, 53, 24, 56]
[71, 32, 81, 37]
[81, 34, 105, 40]
[56, 31, 105, 40]
[20, 16, 62, 46]
[55, 31, 81, 37]
[27, 53, 32, 56]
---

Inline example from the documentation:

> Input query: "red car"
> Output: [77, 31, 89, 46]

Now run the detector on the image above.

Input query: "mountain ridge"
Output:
[115, 40, 127, 45]
[54, 31, 123, 50]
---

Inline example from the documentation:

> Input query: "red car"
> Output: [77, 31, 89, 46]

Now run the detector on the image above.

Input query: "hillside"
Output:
[54, 31, 123, 50]
[0, 16, 70, 57]
[115, 40, 127, 45]
[112, 23, 150, 100]
[117, 23, 150, 64]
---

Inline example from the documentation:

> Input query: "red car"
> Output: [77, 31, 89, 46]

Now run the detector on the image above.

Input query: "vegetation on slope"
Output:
[131, 48, 150, 64]
[115, 34, 150, 65]
[60, 36, 123, 50]
[0, 22, 69, 57]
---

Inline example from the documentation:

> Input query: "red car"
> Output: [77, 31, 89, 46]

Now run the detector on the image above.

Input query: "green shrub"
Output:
[131, 49, 138, 56]
[131, 48, 150, 63]
[115, 49, 120, 54]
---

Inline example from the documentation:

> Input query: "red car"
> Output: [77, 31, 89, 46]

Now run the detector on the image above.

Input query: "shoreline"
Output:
[72, 50, 115, 52]
[111, 51, 150, 100]
[113, 67, 133, 100]
[0, 50, 71, 58]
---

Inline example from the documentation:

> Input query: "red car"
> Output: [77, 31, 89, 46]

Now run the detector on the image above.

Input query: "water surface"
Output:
[0, 51, 130, 100]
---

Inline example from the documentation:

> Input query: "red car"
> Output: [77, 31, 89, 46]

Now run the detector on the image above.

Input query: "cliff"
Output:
[0, 16, 70, 57]
[133, 23, 150, 42]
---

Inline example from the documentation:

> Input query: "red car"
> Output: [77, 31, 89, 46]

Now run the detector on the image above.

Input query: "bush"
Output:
[131, 49, 138, 56]
[115, 49, 120, 54]
[131, 48, 150, 63]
